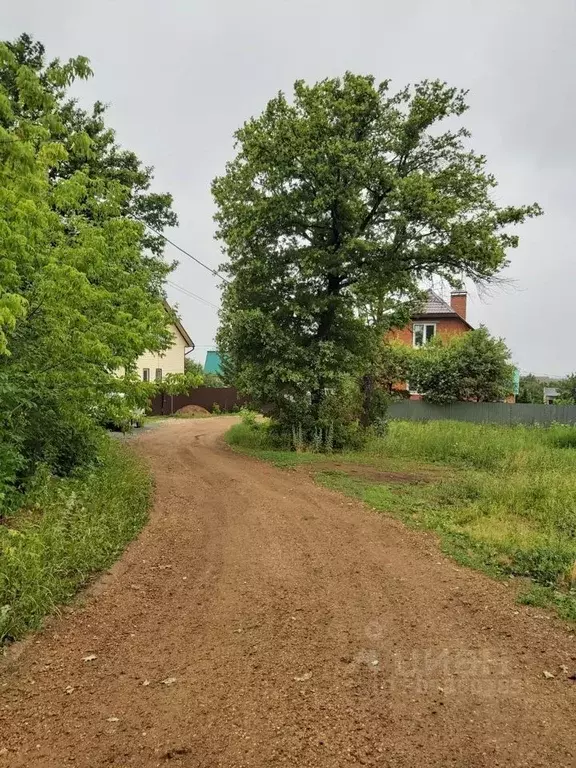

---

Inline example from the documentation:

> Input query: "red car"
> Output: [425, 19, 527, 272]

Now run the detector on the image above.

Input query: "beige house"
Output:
[136, 307, 194, 382]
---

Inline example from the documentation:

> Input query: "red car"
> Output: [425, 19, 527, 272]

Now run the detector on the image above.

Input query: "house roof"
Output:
[413, 289, 473, 328]
[163, 300, 194, 349]
[204, 350, 222, 375]
[544, 387, 560, 398]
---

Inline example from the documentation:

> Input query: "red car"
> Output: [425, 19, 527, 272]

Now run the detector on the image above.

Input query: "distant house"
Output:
[388, 289, 472, 349]
[543, 387, 560, 405]
[135, 304, 193, 382]
[204, 350, 222, 376]
[388, 289, 472, 399]
[387, 289, 517, 402]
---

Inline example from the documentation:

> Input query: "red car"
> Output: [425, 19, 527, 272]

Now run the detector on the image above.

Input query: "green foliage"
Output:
[155, 371, 203, 396]
[225, 420, 275, 451]
[0, 439, 151, 642]
[203, 372, 224, 387]
[239, 407, 258, 428]
[517, 374, 545, 404]
[556, 373, 576, 405]
[409, 326, 514, 403]
[547, 426, 576, 449]
[214, 73, 541, 436]
[0, 35, 177, 509]
[376, 341, 412, 390]
[183, 358, 223, 388]
[184, 358, 204, 378]
[212, 402, 222, 414]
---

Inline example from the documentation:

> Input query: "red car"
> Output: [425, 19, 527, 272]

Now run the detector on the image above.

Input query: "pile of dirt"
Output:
[174, 404, 211, 418]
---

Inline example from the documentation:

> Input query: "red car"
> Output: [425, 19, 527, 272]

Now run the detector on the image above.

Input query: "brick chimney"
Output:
[450, 290, 467, 320]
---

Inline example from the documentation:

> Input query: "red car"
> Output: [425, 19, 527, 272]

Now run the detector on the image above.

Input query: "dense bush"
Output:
[409, 327, 515, 404]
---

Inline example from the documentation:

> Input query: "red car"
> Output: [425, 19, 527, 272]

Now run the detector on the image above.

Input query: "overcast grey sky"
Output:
[5, 0, 576, 374]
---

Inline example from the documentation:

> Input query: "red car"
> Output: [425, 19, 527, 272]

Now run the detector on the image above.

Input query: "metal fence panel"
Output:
[387, 401, 576, 426]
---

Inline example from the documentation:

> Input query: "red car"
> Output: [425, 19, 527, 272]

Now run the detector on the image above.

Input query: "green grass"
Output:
[0, 439, 152, 643]
[226, 419, 576, 621]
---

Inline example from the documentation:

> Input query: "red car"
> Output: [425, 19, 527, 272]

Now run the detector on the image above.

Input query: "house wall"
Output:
[387, 315, 470, 345]
[136, 324, 187, 379]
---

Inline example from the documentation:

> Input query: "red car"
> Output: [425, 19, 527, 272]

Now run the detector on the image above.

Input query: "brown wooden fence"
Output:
[149, 387, 248, 416]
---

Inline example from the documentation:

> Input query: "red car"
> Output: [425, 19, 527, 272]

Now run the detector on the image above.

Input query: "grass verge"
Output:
[226, 419, 576, 622]
[0, 439, 151, 644]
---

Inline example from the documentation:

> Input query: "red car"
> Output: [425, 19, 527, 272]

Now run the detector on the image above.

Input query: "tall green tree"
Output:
[213, 74, 541, 433]
[517, 374, 545, 404]
[557, 374, 576, 405]
[0, 36, 176, 508]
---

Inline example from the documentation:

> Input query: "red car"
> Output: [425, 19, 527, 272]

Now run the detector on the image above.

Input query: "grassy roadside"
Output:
[0, 439, 152, 644]
[226, 419, 576, 622]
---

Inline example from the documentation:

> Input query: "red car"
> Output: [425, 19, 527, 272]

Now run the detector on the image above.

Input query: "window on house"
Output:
[413, 323, 436, 348]
[142, 368, 150, 382]
[155, 368, 163, 382]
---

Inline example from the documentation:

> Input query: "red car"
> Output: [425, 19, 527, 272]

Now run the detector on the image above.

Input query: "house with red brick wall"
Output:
[387, 289, 472, 399]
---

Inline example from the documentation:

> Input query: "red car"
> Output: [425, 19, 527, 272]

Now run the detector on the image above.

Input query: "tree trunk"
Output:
[360, 373, 374, 428]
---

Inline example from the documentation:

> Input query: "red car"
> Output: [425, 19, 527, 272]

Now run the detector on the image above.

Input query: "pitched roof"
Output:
[412, 289, 473, 328]
[204, 350, 222, 375]
[416, 289, 457, 316]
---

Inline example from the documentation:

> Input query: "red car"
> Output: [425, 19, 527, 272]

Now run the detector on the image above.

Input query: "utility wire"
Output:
[1, 133, 231, 288]
[132, 214, 230, 284]
[166, 279, 220, 311]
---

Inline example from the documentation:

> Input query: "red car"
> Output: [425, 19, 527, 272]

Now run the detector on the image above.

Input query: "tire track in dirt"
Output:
[1, 416, 575, 767]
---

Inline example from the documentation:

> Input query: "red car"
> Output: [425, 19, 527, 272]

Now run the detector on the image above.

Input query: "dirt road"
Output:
[1, 417, 575, 767]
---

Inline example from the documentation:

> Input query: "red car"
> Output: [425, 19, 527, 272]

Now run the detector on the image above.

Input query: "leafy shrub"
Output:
[226, 421, 272, 450]
[239, 408, 258, 428]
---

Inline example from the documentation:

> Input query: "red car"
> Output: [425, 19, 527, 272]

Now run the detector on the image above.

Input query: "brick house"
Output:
[388, 289, 472, 399]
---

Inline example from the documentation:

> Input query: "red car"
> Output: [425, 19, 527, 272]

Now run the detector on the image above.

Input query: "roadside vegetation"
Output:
[226, 416, 576, 621]
[0, 34, 181, 642]
[0, 441, 151, 643]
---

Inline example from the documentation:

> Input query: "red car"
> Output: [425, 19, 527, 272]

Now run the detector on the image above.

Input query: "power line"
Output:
[1, 135, 231, 285]
[1, 134, 231, 287]
[166, 279, 220, 311]
[131, 214, 230, 284]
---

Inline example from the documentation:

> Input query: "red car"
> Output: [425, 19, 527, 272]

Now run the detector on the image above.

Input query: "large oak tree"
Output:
[213, 74, 541, 433]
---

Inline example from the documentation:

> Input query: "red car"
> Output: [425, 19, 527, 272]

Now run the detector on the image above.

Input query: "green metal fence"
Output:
[387, 401, 576, 426]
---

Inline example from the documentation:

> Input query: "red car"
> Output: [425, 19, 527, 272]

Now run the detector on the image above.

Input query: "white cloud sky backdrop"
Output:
[5, 0, 575, 374]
